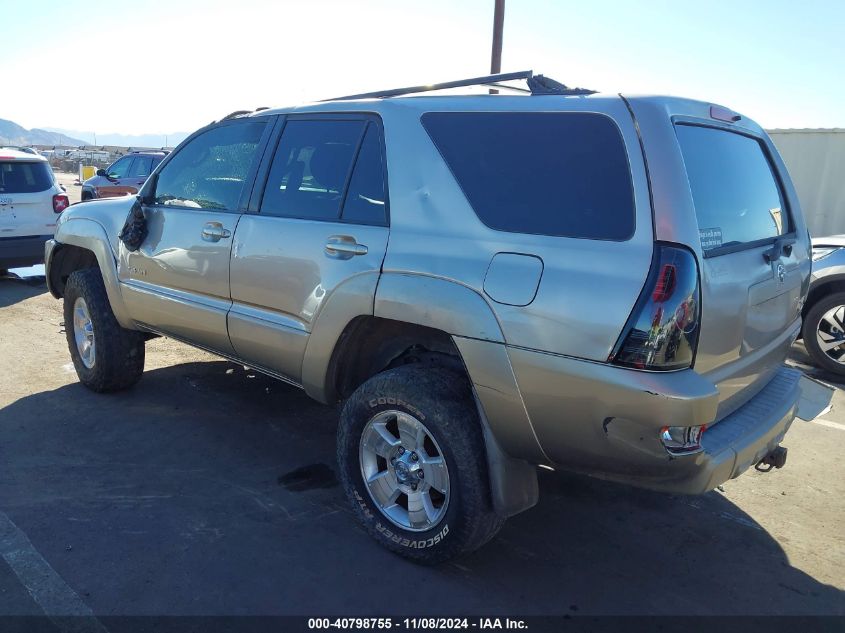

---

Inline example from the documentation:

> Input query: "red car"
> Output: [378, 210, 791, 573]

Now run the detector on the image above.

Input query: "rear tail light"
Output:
[52, 194, 69, 214]
[611, 243, 701, 371]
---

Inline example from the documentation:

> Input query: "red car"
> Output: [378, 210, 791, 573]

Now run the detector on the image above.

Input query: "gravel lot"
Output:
[0, 188, 843, 619]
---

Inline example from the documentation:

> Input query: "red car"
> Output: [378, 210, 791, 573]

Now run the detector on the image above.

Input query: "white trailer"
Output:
[768, 128, 845, 237]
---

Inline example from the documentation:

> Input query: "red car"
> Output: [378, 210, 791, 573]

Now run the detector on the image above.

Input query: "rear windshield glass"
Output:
[676, 124, 789, 254]
[0, 161, 53, 193]
[421, 112, 635, 240]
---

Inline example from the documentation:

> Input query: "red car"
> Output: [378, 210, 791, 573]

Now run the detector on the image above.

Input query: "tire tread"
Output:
[64, 268, 145, 392]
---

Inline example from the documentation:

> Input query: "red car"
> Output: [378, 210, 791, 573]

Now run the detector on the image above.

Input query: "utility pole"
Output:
[489, 0, 505, 93]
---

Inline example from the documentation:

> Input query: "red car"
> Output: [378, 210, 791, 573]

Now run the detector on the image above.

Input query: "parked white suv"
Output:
[0, 148, 68, 273]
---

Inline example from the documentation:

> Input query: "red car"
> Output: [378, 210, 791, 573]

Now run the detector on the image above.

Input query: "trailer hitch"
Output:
[755, 446, 788, 472]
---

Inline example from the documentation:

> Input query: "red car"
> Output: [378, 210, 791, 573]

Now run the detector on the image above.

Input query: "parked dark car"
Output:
[81, 151, 168, 200]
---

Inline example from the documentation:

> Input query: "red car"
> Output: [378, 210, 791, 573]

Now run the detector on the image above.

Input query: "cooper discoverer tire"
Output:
[64, 268, 145, 392]
[802, 290, 845, 376]
[337, 364, 504, 564]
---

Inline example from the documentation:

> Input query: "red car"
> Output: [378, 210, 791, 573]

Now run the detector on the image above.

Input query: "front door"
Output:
[119, 117, 272, 354]
[229, 115, 390, 382]
[97, 155, 134, 198]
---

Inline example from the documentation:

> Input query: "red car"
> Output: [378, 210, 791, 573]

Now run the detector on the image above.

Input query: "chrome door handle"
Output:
[201, 222, 231, 242]
[325, 236, 368, 258]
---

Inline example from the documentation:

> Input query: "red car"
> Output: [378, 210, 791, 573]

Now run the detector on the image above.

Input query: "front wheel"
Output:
[64, 268, 145, 392]
[337, 365, 504, 564]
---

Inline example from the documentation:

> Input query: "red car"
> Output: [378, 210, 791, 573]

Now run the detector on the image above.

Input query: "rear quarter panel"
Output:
[377, 96, 654, 362]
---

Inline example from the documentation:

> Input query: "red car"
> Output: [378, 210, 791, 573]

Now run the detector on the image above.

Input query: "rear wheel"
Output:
[337, 364, 504, 564]
[802, 291, 845, 376]
[64, 268, 145, 392]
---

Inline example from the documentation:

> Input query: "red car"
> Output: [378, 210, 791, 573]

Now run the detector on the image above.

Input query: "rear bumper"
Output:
[0, 235, 52, 269]
[505, 345, 802, 494]
[680, 366, 801, 492]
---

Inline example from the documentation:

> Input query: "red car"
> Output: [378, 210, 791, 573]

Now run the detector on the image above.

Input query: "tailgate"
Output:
[674, 122, 809, 419]
[0, 191, 57, 237]
[0, 160, 57, 238]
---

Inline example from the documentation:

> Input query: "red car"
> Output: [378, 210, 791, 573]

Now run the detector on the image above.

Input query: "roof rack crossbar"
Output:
[324, 70, 536, 101]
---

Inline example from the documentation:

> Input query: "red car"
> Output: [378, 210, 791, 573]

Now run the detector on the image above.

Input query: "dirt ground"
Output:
[0, 243, 843, 619]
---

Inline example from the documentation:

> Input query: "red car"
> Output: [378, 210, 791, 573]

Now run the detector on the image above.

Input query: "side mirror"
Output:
[138, 172, 158, 205]
[96, 169, 107, 177]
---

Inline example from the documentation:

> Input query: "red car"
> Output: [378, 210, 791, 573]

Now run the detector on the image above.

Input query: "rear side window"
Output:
[0, 161, 53, 193]
[421, 112, 635, 240]
[154, 120, 266, 211]
[676, 124, 789, 254]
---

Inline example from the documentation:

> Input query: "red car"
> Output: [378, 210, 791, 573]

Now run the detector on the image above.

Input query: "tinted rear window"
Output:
[421, 112, 635, 240]
[676, 124, 789, 254]
[0, 161, 53, 193]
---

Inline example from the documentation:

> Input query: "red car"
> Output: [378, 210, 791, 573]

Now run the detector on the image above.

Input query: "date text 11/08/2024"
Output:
[307, 618, 528, 629]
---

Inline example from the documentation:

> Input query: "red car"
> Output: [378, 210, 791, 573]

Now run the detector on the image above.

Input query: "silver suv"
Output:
[44, 72, 811, 563]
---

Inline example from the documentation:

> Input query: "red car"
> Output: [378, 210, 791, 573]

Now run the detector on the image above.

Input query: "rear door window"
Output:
[421, 112, 635, 240]
[340, 123, 387, 225]
[0, 161, 53, 193]
[154, 120, 267, 211]
[675, 124, 789, 255]
[260, 119, 365, 221]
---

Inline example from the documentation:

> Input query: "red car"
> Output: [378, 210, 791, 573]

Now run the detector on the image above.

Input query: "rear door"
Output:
[673, 122, 809, 417]
[0, 158, 56, 238]
[124, 155, 155, 195]
[228, 114, 389, 383]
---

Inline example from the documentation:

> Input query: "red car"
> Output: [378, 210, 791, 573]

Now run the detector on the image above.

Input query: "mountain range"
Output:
[42, 127, 189, 148]
[0, 118, 87, 146]
[0, 117, 189, 148]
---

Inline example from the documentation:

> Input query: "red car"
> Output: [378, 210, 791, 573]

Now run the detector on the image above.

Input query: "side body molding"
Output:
[51, 217, 134, 329]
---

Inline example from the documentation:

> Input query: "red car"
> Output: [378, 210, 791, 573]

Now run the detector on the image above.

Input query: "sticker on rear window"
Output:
[699, 227, 723, 251]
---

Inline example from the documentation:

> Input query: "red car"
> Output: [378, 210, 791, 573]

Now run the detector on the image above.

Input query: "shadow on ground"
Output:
[788, 340, 845, 388]
[0, 272, 47, 308]
[0, 361, 842, 616]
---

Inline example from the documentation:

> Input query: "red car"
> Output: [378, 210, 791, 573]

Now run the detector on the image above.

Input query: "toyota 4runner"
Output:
[45, 71, 811, 563]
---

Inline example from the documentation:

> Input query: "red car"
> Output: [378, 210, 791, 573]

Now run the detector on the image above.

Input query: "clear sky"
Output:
[2, 0, 843, 136]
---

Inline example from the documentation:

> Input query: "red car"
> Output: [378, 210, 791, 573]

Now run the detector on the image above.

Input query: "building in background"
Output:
[768, 129, 845, 236]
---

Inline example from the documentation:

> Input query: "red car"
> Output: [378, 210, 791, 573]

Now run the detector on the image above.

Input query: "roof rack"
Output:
[220, 110, 253, 121]
[216, 106, 272, 124]
[324, 70, 596, 101]
[130, 149, 170, 155]
[0, 145, 38, 155]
